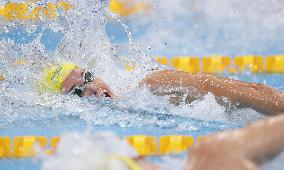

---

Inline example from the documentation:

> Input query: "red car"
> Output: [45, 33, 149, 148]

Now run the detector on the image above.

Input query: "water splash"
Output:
[0, 1, 278, 169]
[0, 0, 264, 132]
[41, 132, 138, 170]
[126, 0, 284, 56]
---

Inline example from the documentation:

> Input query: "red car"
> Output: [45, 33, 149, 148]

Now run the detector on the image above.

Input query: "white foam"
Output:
[42, 132, 138, 170]
[127, 0, 284, 55]
[0, 0, 265, 128]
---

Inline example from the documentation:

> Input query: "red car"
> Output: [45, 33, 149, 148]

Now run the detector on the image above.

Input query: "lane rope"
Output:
[0, 135, 203, 158]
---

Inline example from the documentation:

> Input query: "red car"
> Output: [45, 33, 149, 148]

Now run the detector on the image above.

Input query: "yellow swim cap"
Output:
[38, 63, 79, 93]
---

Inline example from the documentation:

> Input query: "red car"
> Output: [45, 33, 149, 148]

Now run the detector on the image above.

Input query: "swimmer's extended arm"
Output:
[140, 70, 284, 115]
[185, 114, 284, 170]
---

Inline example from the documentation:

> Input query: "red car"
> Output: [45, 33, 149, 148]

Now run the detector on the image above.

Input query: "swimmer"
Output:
[39, 63, 284, 169]
[136, 113, 284, 170]
[38, 63, 284, 115]
[185, 113, 284, 170]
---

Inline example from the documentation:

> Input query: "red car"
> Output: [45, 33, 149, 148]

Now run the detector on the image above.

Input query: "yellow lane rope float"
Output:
[0, 0, 148, 21]
[171, 57, 200, 73]
[110, 0, 150, 17]
[3, 56, 284, 82]
[266, 55, 284, 73]
[0, 135, 200, 158]
[0, 0, 74, 21]
[3, 56, 284, 78]
[155, 55, 284, 74]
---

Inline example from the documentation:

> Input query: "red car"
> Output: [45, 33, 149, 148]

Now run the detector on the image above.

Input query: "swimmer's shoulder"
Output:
[144, 69, 205, 78]
[139, 69, 215, 87]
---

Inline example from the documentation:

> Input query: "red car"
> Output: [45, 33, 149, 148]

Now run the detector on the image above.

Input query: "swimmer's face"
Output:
[61, 68, 115, 98]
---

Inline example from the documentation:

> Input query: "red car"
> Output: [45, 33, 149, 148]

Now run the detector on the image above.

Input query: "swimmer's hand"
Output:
[186, 114, 284, 170]
[185, 134, 257, 170]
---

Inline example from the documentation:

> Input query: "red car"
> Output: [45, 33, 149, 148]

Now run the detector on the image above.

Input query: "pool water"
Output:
[0, 0, 284, 169]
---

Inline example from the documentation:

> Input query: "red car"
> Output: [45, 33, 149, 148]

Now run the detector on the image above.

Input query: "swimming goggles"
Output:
[71, 70, 94, 97]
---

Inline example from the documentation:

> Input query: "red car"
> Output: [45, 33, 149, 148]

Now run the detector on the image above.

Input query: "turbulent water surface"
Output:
[0, 0, 284, 170]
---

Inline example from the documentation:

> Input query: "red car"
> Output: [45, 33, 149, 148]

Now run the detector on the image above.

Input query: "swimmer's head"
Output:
[38, 63, 79, 93]
[37, 62, 115, 98]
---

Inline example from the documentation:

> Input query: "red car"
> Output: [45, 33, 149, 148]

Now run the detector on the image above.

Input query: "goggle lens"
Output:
[72, 88, 84, 97]
[84, 71, 94, 83]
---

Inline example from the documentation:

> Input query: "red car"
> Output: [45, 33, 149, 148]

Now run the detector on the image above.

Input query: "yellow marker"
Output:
[0, 73, 4, 81]
[14, 59, 26, 65]
[155, 57, 168, 65]
[266, 55, 284, 73]
[0, 6, 5, 17]
[127, 136, 158, 156]
[110, 0, 150, 17]
[13, 136, 48, 157]
[171, 57, 200, 73]
[122, 58, 136, 71]
[125, 63, 136, 71]
[203, 56, 231, 73]
[235, 55, 264, 73]
[0, 137, 11, 158]
[159, 135, 194, 154]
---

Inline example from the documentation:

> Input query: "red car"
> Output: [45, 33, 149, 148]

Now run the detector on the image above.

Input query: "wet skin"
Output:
[60, 69, 284, 170]
[62, 69, 284, 115]
[61, 68, 115, 98]
[185, 113, 284, 170]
